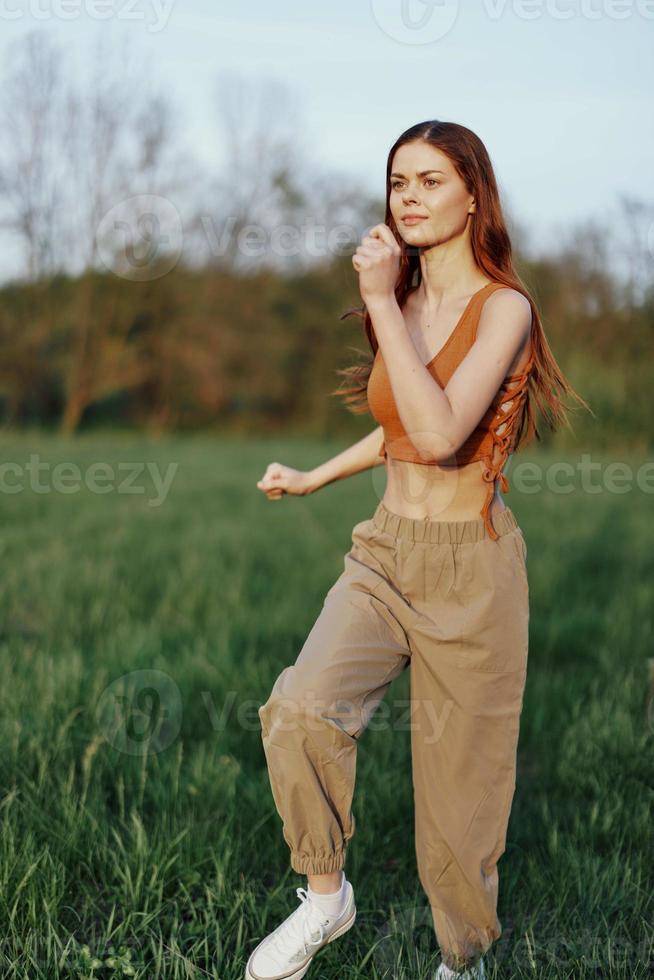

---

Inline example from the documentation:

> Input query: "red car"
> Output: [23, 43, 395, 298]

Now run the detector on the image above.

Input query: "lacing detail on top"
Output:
[480, 347, 535, 540]
[268, 886, 331, 961]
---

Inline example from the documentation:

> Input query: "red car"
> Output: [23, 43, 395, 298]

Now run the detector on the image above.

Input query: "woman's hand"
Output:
[256, 462, 313, 500]
[352, 223, 401, 305]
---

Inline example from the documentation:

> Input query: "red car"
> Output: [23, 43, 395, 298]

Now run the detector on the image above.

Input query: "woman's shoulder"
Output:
[481, 284, 532, 319]
[475, 285, 534, 376]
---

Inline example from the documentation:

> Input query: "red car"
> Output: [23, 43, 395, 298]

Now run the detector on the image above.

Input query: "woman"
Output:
[248, 120, 590, 980]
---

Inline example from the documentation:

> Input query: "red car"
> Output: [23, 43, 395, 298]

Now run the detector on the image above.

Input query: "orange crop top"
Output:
[366, 281, 535, 541]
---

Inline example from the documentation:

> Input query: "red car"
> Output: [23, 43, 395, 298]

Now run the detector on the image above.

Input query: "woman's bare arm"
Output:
[256, 426, 385, 500]
[304, 425, 385, 493]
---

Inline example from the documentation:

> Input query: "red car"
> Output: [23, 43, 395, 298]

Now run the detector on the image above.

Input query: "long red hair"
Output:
[330, 119, 594, 450]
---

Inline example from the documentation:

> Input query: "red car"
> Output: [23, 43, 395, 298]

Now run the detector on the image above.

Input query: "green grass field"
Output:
[0, 432, 652, 979]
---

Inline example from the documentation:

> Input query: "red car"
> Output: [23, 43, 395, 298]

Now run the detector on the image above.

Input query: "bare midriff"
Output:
[381, 455, 508, 523]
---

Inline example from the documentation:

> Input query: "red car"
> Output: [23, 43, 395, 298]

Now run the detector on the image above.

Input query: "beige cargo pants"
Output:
[258, 499, 529, 971]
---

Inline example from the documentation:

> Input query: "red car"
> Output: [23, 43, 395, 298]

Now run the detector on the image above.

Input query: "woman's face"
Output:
[389, 141, 475, 248]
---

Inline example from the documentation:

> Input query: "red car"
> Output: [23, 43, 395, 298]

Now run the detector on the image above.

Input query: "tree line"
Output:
[0, 31, 651, 449]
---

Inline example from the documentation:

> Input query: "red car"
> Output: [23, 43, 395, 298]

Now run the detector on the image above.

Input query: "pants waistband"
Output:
[372, 500, 518, 544]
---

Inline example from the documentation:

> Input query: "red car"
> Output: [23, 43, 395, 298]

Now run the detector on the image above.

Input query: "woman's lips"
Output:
[401, 216, 428, 225]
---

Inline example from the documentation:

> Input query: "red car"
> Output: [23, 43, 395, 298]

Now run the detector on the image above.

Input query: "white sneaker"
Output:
[245, 880, 356, 980]
[434, 955, 487, 979]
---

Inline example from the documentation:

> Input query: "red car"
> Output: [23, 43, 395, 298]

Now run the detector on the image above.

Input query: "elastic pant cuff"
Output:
[290, 850, 347, 875]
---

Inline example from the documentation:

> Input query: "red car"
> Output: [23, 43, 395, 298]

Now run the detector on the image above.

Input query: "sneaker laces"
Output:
[268, 887, 332, 960]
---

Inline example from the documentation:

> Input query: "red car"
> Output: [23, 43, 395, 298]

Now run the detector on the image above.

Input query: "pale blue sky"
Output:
[0, 0, 652, 280]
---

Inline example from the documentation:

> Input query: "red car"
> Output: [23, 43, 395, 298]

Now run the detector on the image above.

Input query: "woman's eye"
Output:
[391, 179, 439, 190]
